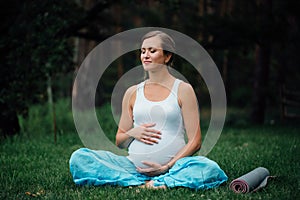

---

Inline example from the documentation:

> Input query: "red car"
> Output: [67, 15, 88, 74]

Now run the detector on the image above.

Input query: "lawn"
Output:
[1, 101, 299, 199]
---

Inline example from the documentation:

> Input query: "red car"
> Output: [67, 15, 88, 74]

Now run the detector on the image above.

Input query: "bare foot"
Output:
[139, 180, 167, 190]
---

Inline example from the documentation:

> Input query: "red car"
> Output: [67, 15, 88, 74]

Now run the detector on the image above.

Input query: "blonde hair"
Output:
[141, 31, 176, 80]
[141, 30, 175, 67]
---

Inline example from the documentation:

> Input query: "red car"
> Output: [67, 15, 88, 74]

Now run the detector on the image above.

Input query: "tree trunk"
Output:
[47, 74, 57, 143]
[250, 0, 272, 124]
[250, 43, 271, 124]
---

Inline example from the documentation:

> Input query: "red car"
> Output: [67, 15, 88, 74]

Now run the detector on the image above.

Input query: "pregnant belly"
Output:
[127, 134, 185, 168]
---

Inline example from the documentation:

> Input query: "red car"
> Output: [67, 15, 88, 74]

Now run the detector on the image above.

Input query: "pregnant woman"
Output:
[69, 30, 228, 189]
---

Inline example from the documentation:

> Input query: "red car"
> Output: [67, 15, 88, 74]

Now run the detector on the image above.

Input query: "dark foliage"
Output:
[0, 0, 80, 136]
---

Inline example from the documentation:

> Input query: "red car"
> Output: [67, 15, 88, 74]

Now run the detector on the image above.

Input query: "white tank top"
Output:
[127, 79, 186, 168]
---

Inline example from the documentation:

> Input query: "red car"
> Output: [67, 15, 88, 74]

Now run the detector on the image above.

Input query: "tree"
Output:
[250, 0, 273, 124]
[0, 0, 80, 136]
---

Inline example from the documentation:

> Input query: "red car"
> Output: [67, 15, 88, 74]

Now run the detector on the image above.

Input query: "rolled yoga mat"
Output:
[229, 167, 273, 193]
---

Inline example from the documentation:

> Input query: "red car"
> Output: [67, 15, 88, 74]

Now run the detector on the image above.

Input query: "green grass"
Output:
[1, 100, 300, 199]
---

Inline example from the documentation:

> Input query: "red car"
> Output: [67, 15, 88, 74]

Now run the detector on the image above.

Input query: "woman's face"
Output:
[140, 36, 170, 72]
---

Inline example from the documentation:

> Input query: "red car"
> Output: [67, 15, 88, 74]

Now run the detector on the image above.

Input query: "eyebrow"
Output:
[140, 47, 160, 51]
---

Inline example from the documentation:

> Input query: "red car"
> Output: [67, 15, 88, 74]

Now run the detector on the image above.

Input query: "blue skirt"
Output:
[69, 148, 228, 190]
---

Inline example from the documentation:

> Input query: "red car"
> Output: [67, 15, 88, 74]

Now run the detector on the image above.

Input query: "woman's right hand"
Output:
[126, 123, 161, 145]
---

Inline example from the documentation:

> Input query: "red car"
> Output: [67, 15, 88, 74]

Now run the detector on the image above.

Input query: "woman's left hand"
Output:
[136, 161, 169, 176]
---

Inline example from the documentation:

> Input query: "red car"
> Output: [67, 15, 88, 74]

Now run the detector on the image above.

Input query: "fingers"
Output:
[141, 123, 156, 127]
[129, 123, 161, 145]
[137, 167, 155, 174]
[145, 128, 161, 135]
[140, 124, 161, 144]
[136, 167, 149, 174]
[141, 134, 160, 144]
[140, 123, 161, 135]
[141, 138, 157, 145]
[137, 166, 157, 173]
[141, 161, 157, 167]
[143, 131, 161, 140]
[136, 161, 163, 176]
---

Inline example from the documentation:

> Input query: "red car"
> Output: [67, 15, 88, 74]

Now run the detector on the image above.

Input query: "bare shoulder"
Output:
[178, 81, 196, 106]
[123, 85, 137, 106]
[178, 81, 195, 96]
[124, 85, 137, 97]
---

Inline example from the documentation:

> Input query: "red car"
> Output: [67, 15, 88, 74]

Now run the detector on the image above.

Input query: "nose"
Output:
[142, 50, 150, 59]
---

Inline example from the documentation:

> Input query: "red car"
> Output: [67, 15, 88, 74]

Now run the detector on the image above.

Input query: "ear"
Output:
[164, 53, 172, 64]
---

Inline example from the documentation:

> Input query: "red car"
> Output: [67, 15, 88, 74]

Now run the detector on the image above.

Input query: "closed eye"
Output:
[150, 49, 156, 53]
[140, 48, 157, 54]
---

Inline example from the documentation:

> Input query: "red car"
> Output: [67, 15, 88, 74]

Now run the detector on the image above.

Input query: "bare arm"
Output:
[115, 86, 135, 148]
[167, 82, 202, 166]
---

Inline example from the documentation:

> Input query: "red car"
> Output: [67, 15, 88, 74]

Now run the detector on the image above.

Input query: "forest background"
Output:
[1, 0, 300, 137]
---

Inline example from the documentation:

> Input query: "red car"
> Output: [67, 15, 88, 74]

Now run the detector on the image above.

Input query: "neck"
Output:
[147, 66, 173, 83]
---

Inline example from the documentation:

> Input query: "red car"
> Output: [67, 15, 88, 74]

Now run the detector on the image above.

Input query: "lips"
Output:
[143, 61, 152, 64]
